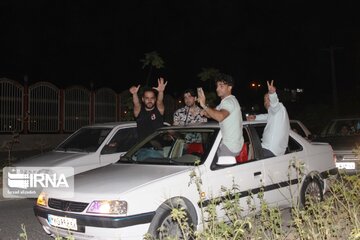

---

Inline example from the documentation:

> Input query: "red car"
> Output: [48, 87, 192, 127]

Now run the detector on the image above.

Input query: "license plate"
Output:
[336, 162, 355, 170]
[48, 214, 78, 231]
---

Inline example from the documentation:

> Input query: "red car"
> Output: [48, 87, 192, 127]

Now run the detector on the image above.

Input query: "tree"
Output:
[197, 68, 220, 90]
[140, 51, 165, 86]
[197, 68, 221, 107]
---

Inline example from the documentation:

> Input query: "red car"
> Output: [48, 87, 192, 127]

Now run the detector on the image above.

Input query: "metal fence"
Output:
[94, 88, 117, 124]
[0, 79, 23, 132]
[64, 86, 90, 132]
[0, 78, 178, 133]
[29, 82, 59, 132]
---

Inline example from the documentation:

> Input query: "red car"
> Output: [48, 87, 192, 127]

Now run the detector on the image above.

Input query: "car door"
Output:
[99, 126, 138, 166]
[255, 125, 306, 208]
[201, 127, 265, 219]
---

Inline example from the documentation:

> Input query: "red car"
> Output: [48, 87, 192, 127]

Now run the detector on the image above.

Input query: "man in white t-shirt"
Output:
[197, 74, 244, 157]
[247, 80, 290, 157]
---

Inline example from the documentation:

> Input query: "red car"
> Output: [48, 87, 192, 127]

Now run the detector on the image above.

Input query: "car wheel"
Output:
[148, 202, 195, 239]
[300, 177, 324, 207]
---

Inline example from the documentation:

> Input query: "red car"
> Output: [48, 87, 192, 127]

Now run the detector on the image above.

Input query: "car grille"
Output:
[48, 198, 89, 212]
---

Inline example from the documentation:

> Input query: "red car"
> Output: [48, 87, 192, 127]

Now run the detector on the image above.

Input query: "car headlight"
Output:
[37, 191, 48, 207]
[87, 200, 127, 214]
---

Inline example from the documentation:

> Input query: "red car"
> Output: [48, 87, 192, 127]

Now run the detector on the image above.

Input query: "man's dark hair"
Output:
[183, 88, 197, 97]
[142, 87, 157, 97]
[215, 73, 234, 87]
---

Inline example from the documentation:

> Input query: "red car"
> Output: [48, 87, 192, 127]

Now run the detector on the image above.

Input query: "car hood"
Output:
[13, 151, 90, 167]
[314, 136, 360, 151]
[49, 163, 192, 200]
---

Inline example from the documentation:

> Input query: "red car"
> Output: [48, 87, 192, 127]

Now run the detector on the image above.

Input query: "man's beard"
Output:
[145, 102, 155, 110]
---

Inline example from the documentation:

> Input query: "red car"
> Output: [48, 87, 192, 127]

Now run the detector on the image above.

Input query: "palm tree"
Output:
[197, 68, 220, 91]
[140, 51, 165, 86]
[197, 68, 221, 107]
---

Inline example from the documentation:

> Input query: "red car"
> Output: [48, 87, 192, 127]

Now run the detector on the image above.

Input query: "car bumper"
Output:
[335, 152, 359, 174]
[335, 161, 359, 175]
[34, 205, 155, 240]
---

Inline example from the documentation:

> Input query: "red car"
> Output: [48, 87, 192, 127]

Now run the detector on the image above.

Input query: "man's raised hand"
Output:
[129, 85, 140, 95]
[197, 88, 206, 108]
[153, 77, 167, 92]
[267, 80, 276, 94]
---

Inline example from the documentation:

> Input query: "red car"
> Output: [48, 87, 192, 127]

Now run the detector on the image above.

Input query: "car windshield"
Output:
[322, 119, 360, 137]
[118, 127, 219, 166]
[56, 127, 112, 152]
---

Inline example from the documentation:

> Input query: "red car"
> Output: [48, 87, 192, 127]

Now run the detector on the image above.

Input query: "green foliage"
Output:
[185, 161, 359, 240]
[140, 51, 165, 69]
[197, 68, 220, 83]
[19, 224, 27, 240]
[197, 68, 221, 91]
[292, 173, 360, 240]
[140, 51, 165, 87]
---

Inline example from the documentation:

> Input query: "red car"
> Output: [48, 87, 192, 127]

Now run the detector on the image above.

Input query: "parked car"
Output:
[315, 117, 360, 174]
[34, 121, 337, 240]
[14, 122, 138, 175]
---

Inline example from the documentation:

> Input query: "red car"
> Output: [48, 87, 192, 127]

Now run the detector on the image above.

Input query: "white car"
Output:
[34, 121, 337, 240]
[290, 119, 312, 139]
[15, 122, 138, 175]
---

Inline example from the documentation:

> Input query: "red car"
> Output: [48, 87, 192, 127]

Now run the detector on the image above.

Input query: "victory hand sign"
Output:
[267, 80, 276, 94]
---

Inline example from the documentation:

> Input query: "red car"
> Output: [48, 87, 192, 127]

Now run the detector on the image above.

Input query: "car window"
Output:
[102, 127, 138, 154]
[56, 127, 112, 152]
[210, 127, 255, 170]
[286, 137, 303, 153]
[242, 128, 255, 161]
[290, 122, 307, 138]
[323, 119, 360, 136]
[119, 128, 219, 166]
[253, 125, 302, 156]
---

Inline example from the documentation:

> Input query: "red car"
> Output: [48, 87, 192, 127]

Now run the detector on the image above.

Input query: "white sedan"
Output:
[34, 121, 337, 240]
[15, 122, 138, 175]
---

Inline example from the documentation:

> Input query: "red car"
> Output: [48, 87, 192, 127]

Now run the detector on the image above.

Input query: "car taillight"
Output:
[333, 154, 337, 164]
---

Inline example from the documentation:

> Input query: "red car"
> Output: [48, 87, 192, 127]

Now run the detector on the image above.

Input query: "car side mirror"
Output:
[217, 156, 237, 165]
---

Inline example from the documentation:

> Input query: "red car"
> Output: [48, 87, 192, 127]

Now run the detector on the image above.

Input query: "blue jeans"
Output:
[136, 148, 163, 161]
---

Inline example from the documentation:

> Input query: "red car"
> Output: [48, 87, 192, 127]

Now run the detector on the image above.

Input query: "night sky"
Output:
[1, 0, 360, 107]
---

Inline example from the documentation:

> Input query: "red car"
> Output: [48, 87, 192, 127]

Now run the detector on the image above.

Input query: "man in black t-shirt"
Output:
[129, 78, 167, 140]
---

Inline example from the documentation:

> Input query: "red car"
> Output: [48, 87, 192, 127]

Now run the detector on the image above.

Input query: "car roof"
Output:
[331, 117, 360, 121]
[159, 120, 269, 130]
[82, 121, 137, 128]
[80, 119, 302, 129]
[157, 121, 304, 140]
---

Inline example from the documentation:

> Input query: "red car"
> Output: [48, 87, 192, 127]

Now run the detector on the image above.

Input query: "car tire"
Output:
[300, 177, 324, 207]
[148, 200, 195, 239]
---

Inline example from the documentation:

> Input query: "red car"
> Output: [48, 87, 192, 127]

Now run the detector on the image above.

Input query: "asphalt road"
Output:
[0, 198, 50, 240]
[0, 150, 46, 164]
